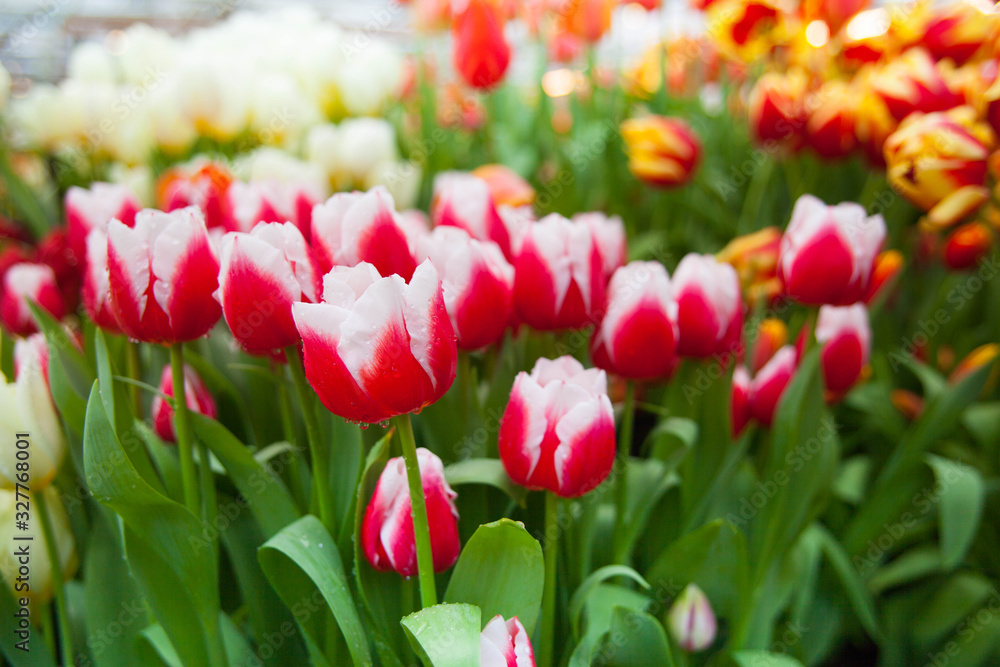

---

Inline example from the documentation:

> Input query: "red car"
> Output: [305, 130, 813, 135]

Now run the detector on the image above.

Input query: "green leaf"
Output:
[444, 518, 544, 631]
[620, 461, 680, 560]
[646, 417, 698, 465]
[926, 455, 984, 569]
[592, 606, 675, 667]
[868, 547, 943, 595]
[570, 566, 650, 638]
[0, 143, 52, 237]
[258, 515, 372, 667]
[813, 524, 881, 642]
[962, 402, 1000, 449]
[912, 573, 995, 650]
[400, 603, 481, 667]
[443, 458, 528, 506]
[730, 650, 804, 667]
[28, 302, 93, 434]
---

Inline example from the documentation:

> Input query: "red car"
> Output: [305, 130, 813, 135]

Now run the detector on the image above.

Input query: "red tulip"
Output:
[0, 263, 67, 337]
[731, 366, 752, 438]
[943, 222, 993, 271]
[481, 615, 536, 666]
[227, 180, 321, 237]
[452, 0, 511, 90]
[361, 447, 460, 576]
[512, 214, 605, 331]
[150, 363, 218, 443]
[498, 356, 615, 498]
[65, 182, 140, 257]
[107, 207, 222, 344]
[749, 345, 797, 426]
[215, 222, 322, 354]
[432, 172, 511, 259]
[311, 187, 419, 281]
[292, 261, 457, 425]
[816, 303, 871, 394]
[417, 226, 513, 350]
[591, 261, 679, 381]
[778, 195, 886, 306]
[672, 253, 743, 359]
[82, 228, 120, 332]
[574, 212, 626, 280]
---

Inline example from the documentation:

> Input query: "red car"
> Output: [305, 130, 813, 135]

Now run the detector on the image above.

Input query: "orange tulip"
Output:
[560, 0, 614, 43]
[452, 0, 512, 89]
[890, 389, 924, 421]
[620, 115, 702, 188]
[863, 249, 903, 304]
[948, 343, 999, 387]
[943, 221, 994, 270]
[471, 164, 536, 207]
[749, 318, 789, 373]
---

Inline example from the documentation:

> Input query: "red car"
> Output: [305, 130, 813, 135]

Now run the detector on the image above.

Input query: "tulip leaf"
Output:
[443, 458, 528, 506]
[813, 524, 881, 642]
[962, 402, 1000, 449]
[258, 515, 372, 667]
[443, 518, 544, 632]
[730, 651, 804, 667]
[868, 547, 944, 595]
[911, 572, 995, 650]
[400, 603, 481, 667]
[569, 584, 653, 667]
[189, 413, 299, 538]
[591, 606, 675, 667]
[28, 301, 93, 435]
[138, 613, 256, 667]
[570, 565, 651, 638]
[925, 455, 984, 569]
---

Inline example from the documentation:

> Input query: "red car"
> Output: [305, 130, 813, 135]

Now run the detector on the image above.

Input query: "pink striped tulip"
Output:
[226, 180, 321, 237]
[672, 253, 743, 358]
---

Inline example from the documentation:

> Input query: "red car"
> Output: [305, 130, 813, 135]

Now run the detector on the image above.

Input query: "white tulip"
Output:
[334, 40, 403, 117]
[335, 117, 399, 187]
[0, 487, 77, 603]
[67, 41, 118, 84]
[366, 159, 422, 210]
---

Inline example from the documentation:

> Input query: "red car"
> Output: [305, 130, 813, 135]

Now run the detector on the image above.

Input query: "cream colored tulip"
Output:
[0, 487, 77, 603]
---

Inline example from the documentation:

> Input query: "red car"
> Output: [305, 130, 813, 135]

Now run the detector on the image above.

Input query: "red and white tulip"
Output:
[816, 303, 871, 394]
[0, 262, 67, 337]
[65, 182, 140, 256]
[481, 615, 535, 667]
[575, 212, 626, 280]
[731, 366, 752, 439]
[150, 363, 218, 443]
[226, 180, 321, 237]
[672, 253, 743, 359]
[749, 345, 798, 426]
[432, 171, 511, 259]
[82, 228, 119, 332]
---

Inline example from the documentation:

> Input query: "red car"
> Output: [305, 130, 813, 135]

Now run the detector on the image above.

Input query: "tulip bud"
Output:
[432, 172, 511, 259]
[311, 187, 418, 281]
[805, 81, 856, 160]
[0, 487, 77, 603]
[512, 214, 606, 331]
[949, 343, 999, 386]
[884, 107, 994, 231]
[778, 194, 886, 306]
[621, 115, 702, 188]
[750, 345, 798, 426]
[417, 227, 513, 350]
[499, 356, 615, 497]
[452, 0, 511, 90]
[361, 447, 460, 576]
[215, 222, 322, 354]
[471, 164, 535, 208]
[667, 583, 717, 652]
[591, 262, 679, 380]
[1, 263, 67, 337]
[749, 318, 788, 373]
[816, 303, 871, 395]
[481, 615, 536, 666]
[747, 71, 808, 145]
[672, 254, 743, 359]
[292, 261, 457, 425]
[864, 250, 903, 304]
[107, 207, 222, 344]
[65, 182, 140, 258]
[943, 222, 993, 271]
[731, 366, 752, 439]
[150, 363, 218, 443]
[870, 48, 962, 123]
[574, 212, 626, 280]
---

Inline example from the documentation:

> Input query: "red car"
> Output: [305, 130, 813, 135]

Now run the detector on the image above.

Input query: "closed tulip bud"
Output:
[512, 214, 605, 330]
[885, 107, 994, 231]
[731, 366, 752, 438]
[471, 164, 536, 208]
[361, 447, 460, 576]
[159, 162, 234, 231]
[870, 48, 962, 122]
[750, 318, 788, 373]
[621, 115, 702, 188]
[311, 187, 418, 281]
[1, 263, 67, 337]
[215, 222, 322, 354]
[65, 182, 140, 257]
[943, 222, 993, 270]
[481, 615, 536, 666]
[750, 345, 798, 426]
[864, 249, 903, 304]
[747, 71, 808, 145]
[816, 303, 871, 394]
[417, 227, 513, 350]
[778, 194, 886, 306]
[672, 254, 743, 359]
[150, 363, 218, 443]
[806, 81, 857, 159]
[292, 261, 457, 424]
[107, 207, 222, 344]
[452, 0, 511, 90]
[591, 262, 679, 380]
[432, 172, 511, 259]
[0, 487, 76, 603]
[667, 584, 717, 652]
[498, 356, 615, 497]
[82, 228, 120, 332]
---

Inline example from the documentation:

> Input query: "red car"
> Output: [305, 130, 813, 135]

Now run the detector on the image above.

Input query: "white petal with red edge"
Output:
[107, 217, 153, 315]
[150, 208, 209, 316]
[402, 260, 445, 388]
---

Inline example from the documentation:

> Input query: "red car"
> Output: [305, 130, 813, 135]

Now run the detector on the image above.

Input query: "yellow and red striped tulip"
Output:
[621, 115, 703, 188]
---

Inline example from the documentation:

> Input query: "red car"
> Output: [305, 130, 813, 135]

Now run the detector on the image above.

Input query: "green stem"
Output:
[40, 601, 57, 660]
[612, 382, 636, 564]
[125, 341, 142, 417]
[36, 491, 73, 666]
[274, 363, 306, 510]
[540, 491, 560, 667]
[285, 346, 334, 535]
[198, 439, 218, 560]
[170, 343, 200, 515]
[394, 413, 437, 609]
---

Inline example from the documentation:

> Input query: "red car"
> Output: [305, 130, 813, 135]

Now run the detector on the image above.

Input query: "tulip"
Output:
[800, 0, 868, 33]
[717, 227, 782, 308]
[215, 222, 322, 354]
[574, 212, 626, 280]
[361, 447, 460, 577]
[481, 615, 535, 667]
[0, 487, 76, 603]
[621, 115, 702, 188]
[869, 48, 962, 123]
[778, 194, 886, 306]
[749, 318, 788, 374]
[0, 339, 66, 491]
[864, 249, 903, 304]
[512, 214, 606, 331]
[749, 345, 797, 426]
[158, 162, 234, 231]
[884, 107, 994, 231]
[452, 0, 511, 89]
[35, 228, 81, 313]
[107, 207, 222, 344]
[1, 263, 67, 337]
[591, 262, 679, 381]
[672, 254, 743, 359]
[943, 222, 993, 271]
[311, 187, 419, 281]
[292, 261, 457, 424]
[708, 0, 788, 60]
[82, 228, 120, 332]
[915, 2, 1000, 66]
[417, 226, 513, 350]
[805, 81, 856, 160]
[890, 389, 924, 421]
[227, 180, 321, 236]
[471, 164, 536, 208]
[498, 356, 615, 497]
[65, 182, 140, 258]
[432, 172, 511, 259]
[747, 71, 808, 145]
[150, 363, 218, 443]
[731, 366, 752, 438]
[948, 343, 999, 386]
[667, 583, 717, 652]
[816, 303, 871, 394]
[562, 0, 614, 43]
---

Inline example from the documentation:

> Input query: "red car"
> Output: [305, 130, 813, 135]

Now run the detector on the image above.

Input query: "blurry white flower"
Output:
[330, 118, 399, 188]
[116, 24, 176, 86]
[367, 160, 422, 210]
[334, 40, 403, 116]
[67, 41, 118, 84]
[108, 162, 155, 206]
